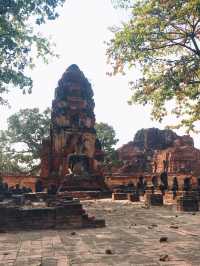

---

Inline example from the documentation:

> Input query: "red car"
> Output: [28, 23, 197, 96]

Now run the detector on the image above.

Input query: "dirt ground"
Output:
[0, 199, 200, 266]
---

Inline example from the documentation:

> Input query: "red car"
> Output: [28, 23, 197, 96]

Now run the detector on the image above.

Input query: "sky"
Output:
[0, 0, 200, 148]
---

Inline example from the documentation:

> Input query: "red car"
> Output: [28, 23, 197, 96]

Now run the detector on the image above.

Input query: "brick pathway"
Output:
[0, 199, 200, 265]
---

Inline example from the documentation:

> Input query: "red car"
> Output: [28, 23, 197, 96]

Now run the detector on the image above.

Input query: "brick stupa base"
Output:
[41, 174, 110, 200]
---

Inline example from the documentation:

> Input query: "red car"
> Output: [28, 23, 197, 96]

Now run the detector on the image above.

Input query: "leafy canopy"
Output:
[0, 0, 65, 105]
[108, 0, 200, 132]
[95, 122, 119, 164]
[0, 130, 21, 173]
[0, 108, 51, 173]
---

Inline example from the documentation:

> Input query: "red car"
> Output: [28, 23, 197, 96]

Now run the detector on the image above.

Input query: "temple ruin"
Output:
[113, 128, 200, 175]
[0, 65, 107, 231]
[1, 72, 200, 234]
[40, 64, 106, 192]
[107, 128, 200, 190]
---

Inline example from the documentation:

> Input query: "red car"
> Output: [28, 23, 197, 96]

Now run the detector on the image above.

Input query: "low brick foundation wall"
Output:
[112, 192, 127, 200]
[0, 195, 105, 230]
[60, 191, 111, 200]
[2, 175, 38, 192]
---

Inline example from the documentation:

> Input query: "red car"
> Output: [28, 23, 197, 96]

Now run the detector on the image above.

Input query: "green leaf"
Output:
[108, 0, 200, 132]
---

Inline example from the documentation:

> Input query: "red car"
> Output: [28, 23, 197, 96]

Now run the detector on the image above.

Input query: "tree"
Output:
[0, 130, 21, 173]
[0, 108, 51, 173]
[95, 122, 119, 164]
[0, 0, 65, 105]
[108, 0, 200, 132]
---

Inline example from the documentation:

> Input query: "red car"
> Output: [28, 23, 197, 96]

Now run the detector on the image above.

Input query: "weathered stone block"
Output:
[177, 195, 199, 212]
[112, 193, 127, 200]
[164, 191, 180, 204]
[146, 193, 163, 206]
[127, 193, 140, 202]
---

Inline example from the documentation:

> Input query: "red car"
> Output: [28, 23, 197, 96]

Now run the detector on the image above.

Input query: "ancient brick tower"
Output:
[40, 65, 105, 190]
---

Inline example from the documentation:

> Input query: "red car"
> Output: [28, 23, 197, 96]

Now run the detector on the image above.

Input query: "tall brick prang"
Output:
[40, 65, 105, 191]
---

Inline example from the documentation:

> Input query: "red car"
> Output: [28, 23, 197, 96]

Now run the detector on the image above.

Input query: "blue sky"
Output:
[1, 0, 199, 148]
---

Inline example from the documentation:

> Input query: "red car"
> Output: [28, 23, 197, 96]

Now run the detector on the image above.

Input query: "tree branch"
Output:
[190, 36, 200, 57]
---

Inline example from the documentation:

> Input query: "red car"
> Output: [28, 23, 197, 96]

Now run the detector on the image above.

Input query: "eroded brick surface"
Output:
[0, 200, 200, 265]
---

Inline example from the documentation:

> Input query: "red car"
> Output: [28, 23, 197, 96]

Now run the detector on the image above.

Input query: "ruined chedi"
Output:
[40, 65, 105, 190]
[117, 128, 200, 176]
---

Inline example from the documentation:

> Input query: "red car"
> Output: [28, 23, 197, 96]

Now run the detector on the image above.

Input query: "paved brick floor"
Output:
[0, 199, 200, 266]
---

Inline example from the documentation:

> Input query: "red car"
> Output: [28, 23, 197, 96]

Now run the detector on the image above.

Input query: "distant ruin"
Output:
[116, 128, 200, 176]
[106, 128, 200, 193]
